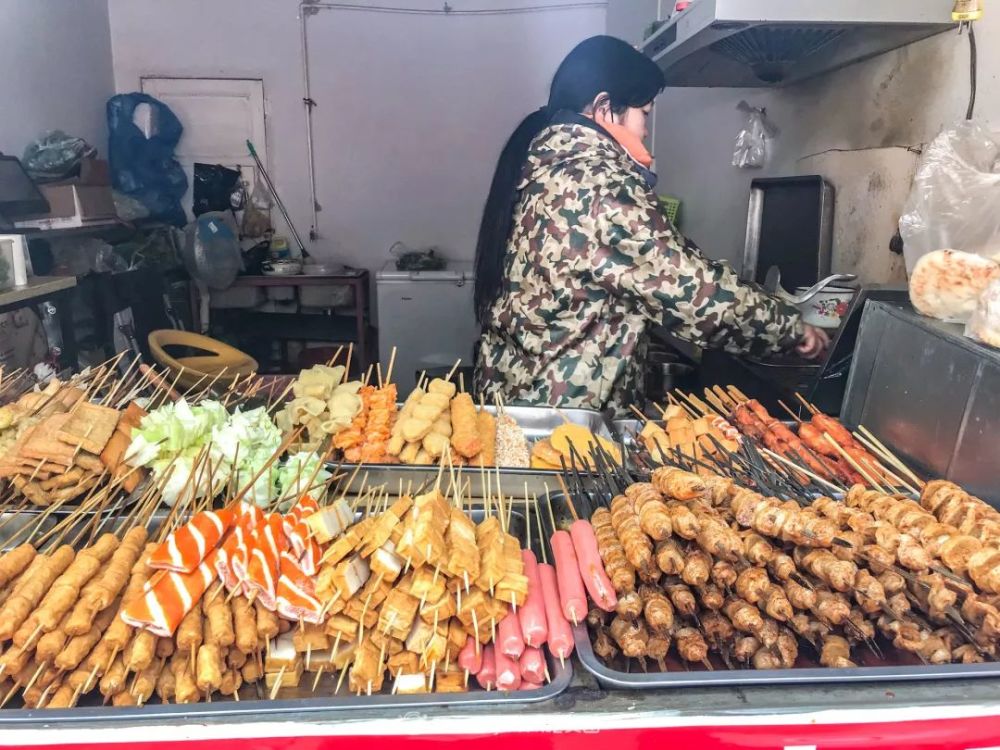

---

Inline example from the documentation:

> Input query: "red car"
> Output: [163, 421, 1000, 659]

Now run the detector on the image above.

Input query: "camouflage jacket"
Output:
[475, 119, 803, 413]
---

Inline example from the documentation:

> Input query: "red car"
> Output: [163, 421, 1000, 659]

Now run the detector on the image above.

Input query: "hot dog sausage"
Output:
[518, 550, 548, 648]
[570, 520, 618, 611]
[458, 635, 482, 674]
[538, 562, 574, 659]
[518, 646, 546, 684]
[519, 680, 543, 690]
[498, 610, 525, 659]
[494, 646, 521, 691]
[550, 530, 587, 624]
[475, 644, 497, 690]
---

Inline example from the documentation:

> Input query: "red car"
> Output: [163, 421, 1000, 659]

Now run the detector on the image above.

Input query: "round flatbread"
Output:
[967, 279, 1000, 348]
[909, 249, 1000, 322]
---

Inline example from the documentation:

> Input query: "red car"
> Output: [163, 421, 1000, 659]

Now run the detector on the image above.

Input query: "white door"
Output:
[140, 78, 267, 221]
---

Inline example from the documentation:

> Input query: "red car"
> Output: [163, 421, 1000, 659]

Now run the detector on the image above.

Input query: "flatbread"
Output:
[967, 279, 1000, 348]
[909, 249, 1000, 322]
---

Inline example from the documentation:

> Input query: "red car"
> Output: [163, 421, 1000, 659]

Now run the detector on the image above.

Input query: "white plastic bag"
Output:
[732, 101, 777, 169]
[966, 279, 1000, 349]
[899, 120, 1000, 274]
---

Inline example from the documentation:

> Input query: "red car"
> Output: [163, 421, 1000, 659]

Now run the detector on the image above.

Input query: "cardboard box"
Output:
[16, 184, 117, 230]
[77, 158, 111, 186]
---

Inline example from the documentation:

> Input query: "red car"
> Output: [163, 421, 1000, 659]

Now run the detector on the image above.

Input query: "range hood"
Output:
[643, 0, 956, 88]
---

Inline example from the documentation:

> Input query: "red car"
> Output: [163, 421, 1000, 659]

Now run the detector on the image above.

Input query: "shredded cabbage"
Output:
[127, 399, 286, 507]
[274, 451, 332, 510]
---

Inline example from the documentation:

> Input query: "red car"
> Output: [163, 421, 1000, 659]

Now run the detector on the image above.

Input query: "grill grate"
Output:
[712, 27, 847, 84]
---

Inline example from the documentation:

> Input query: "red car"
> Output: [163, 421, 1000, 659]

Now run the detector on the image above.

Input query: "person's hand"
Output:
[796, 324, 830, 360]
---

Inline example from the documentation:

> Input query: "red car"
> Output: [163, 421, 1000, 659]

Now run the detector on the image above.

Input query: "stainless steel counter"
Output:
[843, 301, 1000, 504]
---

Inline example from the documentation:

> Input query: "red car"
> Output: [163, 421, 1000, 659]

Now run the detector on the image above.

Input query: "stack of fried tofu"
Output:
[312, 488, 527, 694]
[0, 380, 146, 506]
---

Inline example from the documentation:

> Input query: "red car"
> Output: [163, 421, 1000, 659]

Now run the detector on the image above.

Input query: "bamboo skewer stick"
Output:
[628, 405, 649, 423]
[823, 433, 889, 493]
[856, 425, 925, 489]
[702, 389, 729, 416]
[759, 448, 844, 494]
[795, 392, 821, 416]
[848, 432, 920, 495]
[384, 346, 397, 385]
[777, 400, 803, 424]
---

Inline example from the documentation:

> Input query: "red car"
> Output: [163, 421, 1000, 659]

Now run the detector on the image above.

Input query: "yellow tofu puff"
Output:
[316, 552, 371, 605]
[387, 650, 421, 678]
[407, 565, 448, 602]
[342, 598, 383, 630]
[419, 589, 458, 624]
[445, 509, 480, 581]
[368, 628, 405, 657]
[378, 588, 421, 640]
[369, 543, 405, 581]
[446, 618, 469, 658]
[304, 498, 354, 543]
[265, 633, 299, 672]
[292, 622, 330, 653]
[494, 573, 529, 607]
[331, 640, 358, 670]
[404, 619, 449, 664]
[349, 640, 386, 693]
[393, 672, 430, 694]
[265, 661, 304, 690]
[319, 518, 372, 568]
[325, 614, 359, 641]
[435, 668, 468, 693]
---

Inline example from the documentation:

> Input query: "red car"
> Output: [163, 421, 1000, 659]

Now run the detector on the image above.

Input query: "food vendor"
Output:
[474, 36, 828, 412]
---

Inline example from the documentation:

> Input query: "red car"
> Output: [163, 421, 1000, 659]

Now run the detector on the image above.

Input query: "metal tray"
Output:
[542, 492, 1000, 689]
[573, 624, 1000, 689]
[611, 418, 644, 448]
[0, 506, 571, 720]
[336, 406, 615, 498]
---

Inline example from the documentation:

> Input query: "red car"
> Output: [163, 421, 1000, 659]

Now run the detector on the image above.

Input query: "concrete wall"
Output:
[648, 17, 999, 284]
[0, 0, 114, 159]
[108, 0, 606, 270]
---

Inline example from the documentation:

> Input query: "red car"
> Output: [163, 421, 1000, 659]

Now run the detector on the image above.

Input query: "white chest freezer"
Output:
[375, 262, 477, 394]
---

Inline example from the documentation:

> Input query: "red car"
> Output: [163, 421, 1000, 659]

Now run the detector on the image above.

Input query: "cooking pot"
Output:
[794, 285, 856, 329]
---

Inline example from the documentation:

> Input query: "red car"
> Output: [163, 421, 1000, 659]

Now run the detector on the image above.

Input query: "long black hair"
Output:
[474, 35, 665, 323]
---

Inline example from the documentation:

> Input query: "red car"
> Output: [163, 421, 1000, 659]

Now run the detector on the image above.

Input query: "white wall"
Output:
[0, 0, 114, 159]
[108, 0, 606, 270]
[650, 18, 1000, 284]
[606, 0, 658, 46]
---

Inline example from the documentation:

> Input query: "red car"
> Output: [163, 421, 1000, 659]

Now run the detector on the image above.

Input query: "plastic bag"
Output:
[95, 245, 129, 274]
[899, 120, 1000, 274]
[241, 174, 272, 238]
[181, 212, 242, 290]
[966, 279, 1000, 348]
[732, 101, 777, 169]
[47, 237, 111, 276]
[193, 163, 244, 217]
[112, 189, 151, 222]
[21, 131, 97, 182]
[390, 241, 447, 271]
[107, 93, 188, 226]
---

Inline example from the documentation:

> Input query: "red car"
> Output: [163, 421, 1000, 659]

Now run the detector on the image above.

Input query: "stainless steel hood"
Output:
[643, 0, 957, 88]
